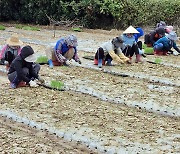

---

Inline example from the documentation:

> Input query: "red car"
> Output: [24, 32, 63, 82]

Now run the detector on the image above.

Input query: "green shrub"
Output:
[0, 0, 180, 29]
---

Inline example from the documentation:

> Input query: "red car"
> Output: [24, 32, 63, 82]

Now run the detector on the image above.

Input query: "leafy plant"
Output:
[144, 47, 154, 55]
[0, 25, 5, 30]
[50, 80, 64, 90]
[72, 27, 83, 32]
[154, 58, 162, 64]
[36, 56, 48, 64]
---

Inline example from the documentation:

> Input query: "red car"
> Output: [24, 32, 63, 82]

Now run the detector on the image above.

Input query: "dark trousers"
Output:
[8, 63, 40, 83]
[95, 47, 113, 61]
[122, 44, 139, 57]
[137, 41, 142, 50]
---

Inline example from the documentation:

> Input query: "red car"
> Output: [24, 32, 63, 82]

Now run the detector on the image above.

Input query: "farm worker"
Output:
[156, 21, 167, 29]
[46, 34, 81, 68]
[0, 34, 23, 69]
[144, 27, 165, 47]
[156, 21, 173, 34]
[94, 36, 130, 68]
[8, 46, 44, 89]
[121, 26, 143, 63]
[153, 31, 180, 55]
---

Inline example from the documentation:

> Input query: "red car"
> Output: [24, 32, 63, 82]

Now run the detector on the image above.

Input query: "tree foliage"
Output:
[0, 0, 180, 29]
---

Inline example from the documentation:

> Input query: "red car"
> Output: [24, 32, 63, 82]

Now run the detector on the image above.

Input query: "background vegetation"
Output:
[0, 0, 180, 29]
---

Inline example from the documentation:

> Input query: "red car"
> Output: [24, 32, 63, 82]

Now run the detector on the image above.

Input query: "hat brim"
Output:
[6, 38, 23, 46]
[24, 54, 37, 62]
[123, 26, 140, 34]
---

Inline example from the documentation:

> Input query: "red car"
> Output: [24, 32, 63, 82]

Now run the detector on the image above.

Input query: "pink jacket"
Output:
[0, 45, 21, 59]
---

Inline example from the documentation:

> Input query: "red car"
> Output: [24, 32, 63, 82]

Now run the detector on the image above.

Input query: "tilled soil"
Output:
[0, 24, 180, 153]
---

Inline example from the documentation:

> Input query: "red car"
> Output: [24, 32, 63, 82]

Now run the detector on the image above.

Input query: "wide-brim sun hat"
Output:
[166, 31, 178, 41]
[6, 34, 23, 46]
[24, 54, 37, 62]
[123, 26, 139, 34]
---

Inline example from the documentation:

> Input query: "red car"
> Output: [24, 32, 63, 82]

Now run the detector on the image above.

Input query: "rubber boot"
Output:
[48, 59, 54, 68]
[106, 59, 112, 66]
[98, 59, 102, 68]
[135, 54, 142, 63]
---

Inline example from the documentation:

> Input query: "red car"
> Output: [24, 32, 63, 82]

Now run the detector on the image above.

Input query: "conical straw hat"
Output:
[123, 26, 139, 34]
[6, 34, 23, 46]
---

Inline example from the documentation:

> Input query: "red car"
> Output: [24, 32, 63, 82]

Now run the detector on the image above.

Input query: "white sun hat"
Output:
[123, 26, 139, 34]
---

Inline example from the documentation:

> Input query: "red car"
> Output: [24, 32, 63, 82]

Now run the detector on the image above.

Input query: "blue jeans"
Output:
[154, 43, 164, 50]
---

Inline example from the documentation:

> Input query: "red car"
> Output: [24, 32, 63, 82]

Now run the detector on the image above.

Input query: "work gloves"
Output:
[29, 80, 39, 87]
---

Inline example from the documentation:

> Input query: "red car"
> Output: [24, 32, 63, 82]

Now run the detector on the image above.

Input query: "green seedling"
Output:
[36, 56, 48, 64]
[144, 47, 154, 54]
[0, 25, 5, 30]
[72, 27, 83, 32]
[142, 44, 147, 49]
[50, 80, 64, 90]
[23, 26, 40, 31]
[154, 58, 162, 64]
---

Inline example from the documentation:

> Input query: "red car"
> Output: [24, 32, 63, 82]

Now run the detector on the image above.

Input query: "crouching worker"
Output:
[0, 34, 23, 69]
[122, 26, 143, 63]
[153, 31, 180, 56]
[8, 46, 44, 89]
[46, 34, 81, 68]
[94, 36, 130, 68]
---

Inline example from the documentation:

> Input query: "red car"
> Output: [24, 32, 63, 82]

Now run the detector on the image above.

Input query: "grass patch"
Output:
[22, 26, 40, 31]
[50, 80, 64, 90]
[72, 27, 83, 32]
[36, 56, 48, 64]
[0, 25, 5, 30]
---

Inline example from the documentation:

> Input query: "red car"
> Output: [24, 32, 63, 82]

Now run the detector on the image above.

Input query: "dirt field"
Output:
[0, 24, 180, 153]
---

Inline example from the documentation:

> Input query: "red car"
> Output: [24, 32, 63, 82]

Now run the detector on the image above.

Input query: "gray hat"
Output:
[112, 36, 124, 48]
[65, 34, 78, 47]
[166, 31, 178, 41]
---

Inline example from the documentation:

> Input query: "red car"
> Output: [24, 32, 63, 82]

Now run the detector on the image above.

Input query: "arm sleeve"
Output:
[73, 47, 80, 61]
[29, 65, 39, 80]
[54, 42, 66, 63]
[109, 51, 124, 64]
[173, 42, 180, 53]
[0, 45, 7, 59]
